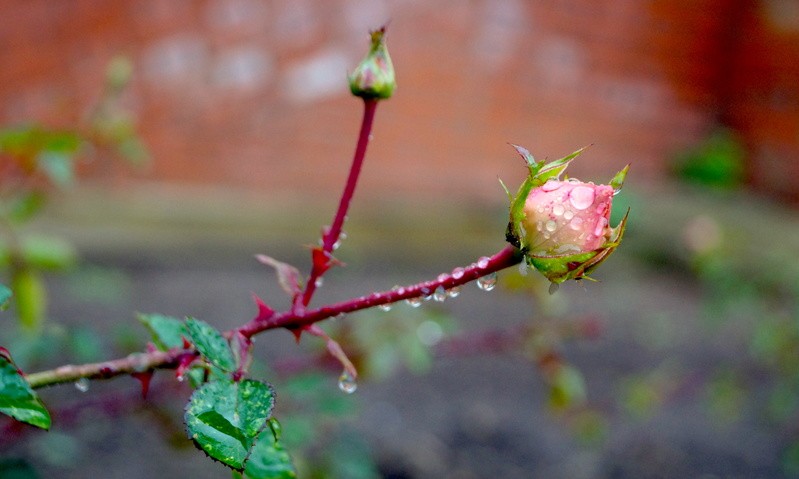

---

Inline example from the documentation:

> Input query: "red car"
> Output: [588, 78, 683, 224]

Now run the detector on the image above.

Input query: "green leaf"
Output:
[0, 235, 77, 271]
[535, 146, 588, 183]
[0, 283, 11, 311]
[4, 191, 46, 224]
[0, 348, 51, 429]
[37, 151, 74, 187]
[137, 313, 187, 351]
[244, 424, 297, 479]
[185, 318, 236, 372]
[185, 379, 275, 471]
[255, 255, 303, 299]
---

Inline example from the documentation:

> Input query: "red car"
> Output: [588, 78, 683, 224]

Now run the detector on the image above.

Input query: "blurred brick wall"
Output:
[2, 0, 795, 204]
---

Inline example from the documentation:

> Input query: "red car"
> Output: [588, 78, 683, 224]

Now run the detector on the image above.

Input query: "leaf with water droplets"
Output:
[137, 313, 187, 351]
[185, 318, 236, 373]
[0, 348, 51, 430]
[185, 379, 275, 471]
[244, 424, 297, 478]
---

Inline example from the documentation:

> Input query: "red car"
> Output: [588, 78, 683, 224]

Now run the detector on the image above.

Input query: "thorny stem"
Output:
[301, 98, 378, 308]
[26, 245, 522, 389]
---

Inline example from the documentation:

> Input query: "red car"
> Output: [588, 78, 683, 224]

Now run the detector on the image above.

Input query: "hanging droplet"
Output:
[451, 267, 465, 280]
[477, 256, 490, 269]
[176, 373, 185, 382]
[518, 261, 529, 276]
[315, 277, 324, 287]
[476, 273, 497, 291]
[405, 297, 423, 308]
[74, 377, 90, 392]
[447, 286, 461, 298]
[433, 286, 447, 302]
[338, 370, 357, 394]
[548, 282, 560, 294]
[378, 303, 392, 312]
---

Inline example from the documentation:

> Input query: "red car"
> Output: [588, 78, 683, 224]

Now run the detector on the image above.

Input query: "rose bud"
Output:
[348, 26, 396, 100]
[505, 145, 629, 285]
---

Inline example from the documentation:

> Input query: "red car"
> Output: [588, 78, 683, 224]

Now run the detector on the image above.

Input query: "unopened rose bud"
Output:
[505, 145, 629, 284]
[348, 26, 396, 100]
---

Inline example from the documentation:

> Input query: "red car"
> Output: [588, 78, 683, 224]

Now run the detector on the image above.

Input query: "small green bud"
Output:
[348, 26, 396, 100]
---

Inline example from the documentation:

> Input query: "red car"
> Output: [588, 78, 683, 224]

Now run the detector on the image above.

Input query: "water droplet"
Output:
[563, 210, 575, 220]
[536, 221, 544, 232]
[176, 373, 185, 382]
[74, 378, 90, 392]
[395, 286, 406, 295]
[405, 297, 423, 308]
[332, 239, 342, 250]
[548, 282, 560, 295]
[477, 257, 490, 269]
[594, 217, 608, 236]
[420, 287, 431, 296]
[552, 204, 565, 216]
[338, 370, 357, 394]
[541, 179, 561, 192]
[437, 273, 449, 282]
[315, 277, 324, 287]
[545, 220, 557, 232]
[476, 273, 497, 291]
[340, 231, 348, 240]
[378, 303, 392, 312]
[569, 186, 595, 210]
[569, 217, 584, 230]
[334, 313, 346, 321]
[447, 286, 461, 298]
[128, 352, 149, 373]
[518, 261, 529, 276]
[451, 267, 465, 280]
[433, 286, 447, 302]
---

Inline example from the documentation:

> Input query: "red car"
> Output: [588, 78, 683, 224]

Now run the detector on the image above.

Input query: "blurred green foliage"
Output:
[672, 128, 746, 189]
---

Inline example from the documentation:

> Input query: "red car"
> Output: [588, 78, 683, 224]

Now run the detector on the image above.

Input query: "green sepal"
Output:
[609, 164, 630, 192]
[0, 349, 51, 429]
[185, 379, 276, 471]
[185, 318, 237, 373]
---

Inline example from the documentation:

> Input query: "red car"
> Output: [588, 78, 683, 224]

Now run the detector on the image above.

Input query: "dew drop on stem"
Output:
[405, 297, 423, 308]
[477, 256, 490, 269]
[433, 286, 447, 302]
[476, 272, 497, 291]
[378, 303, 392, 312]
[74, 377, 90, 392]
[338, 370, 357, 394]
[447, 286, 461, 298]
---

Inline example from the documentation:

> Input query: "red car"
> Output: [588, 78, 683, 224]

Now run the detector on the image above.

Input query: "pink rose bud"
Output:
[522, 179, 614, 256]
[505, 145, 629, 285]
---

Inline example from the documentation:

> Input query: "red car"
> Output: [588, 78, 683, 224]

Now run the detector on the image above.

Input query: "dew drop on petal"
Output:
[563, 210, 574, 220]
[476, 273, 497, 291]
[338, 370, 357, 394]
[536, 221, 544, 232]
[569, 217, 584, 231]
[477, 256, 490, 269]
[433, 286, 447, 302]
[594, 217, 608, 236]
[569, 186, 595, 210]
[552, 204, 565, 216]
[545, 220, 557, 232]
[74, 378, 90, 392]
[541, 179, 561, 192]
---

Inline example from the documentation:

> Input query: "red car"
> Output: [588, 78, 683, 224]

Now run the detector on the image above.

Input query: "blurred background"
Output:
[2, 1, 799, 478]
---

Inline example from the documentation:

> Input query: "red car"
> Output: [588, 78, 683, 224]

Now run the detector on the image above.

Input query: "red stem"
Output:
[301, 99, 378, 308]
[240, 244, 521, 338]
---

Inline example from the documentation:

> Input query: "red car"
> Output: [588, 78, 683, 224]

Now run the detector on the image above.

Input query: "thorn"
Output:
[131, 370, 154, 399]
